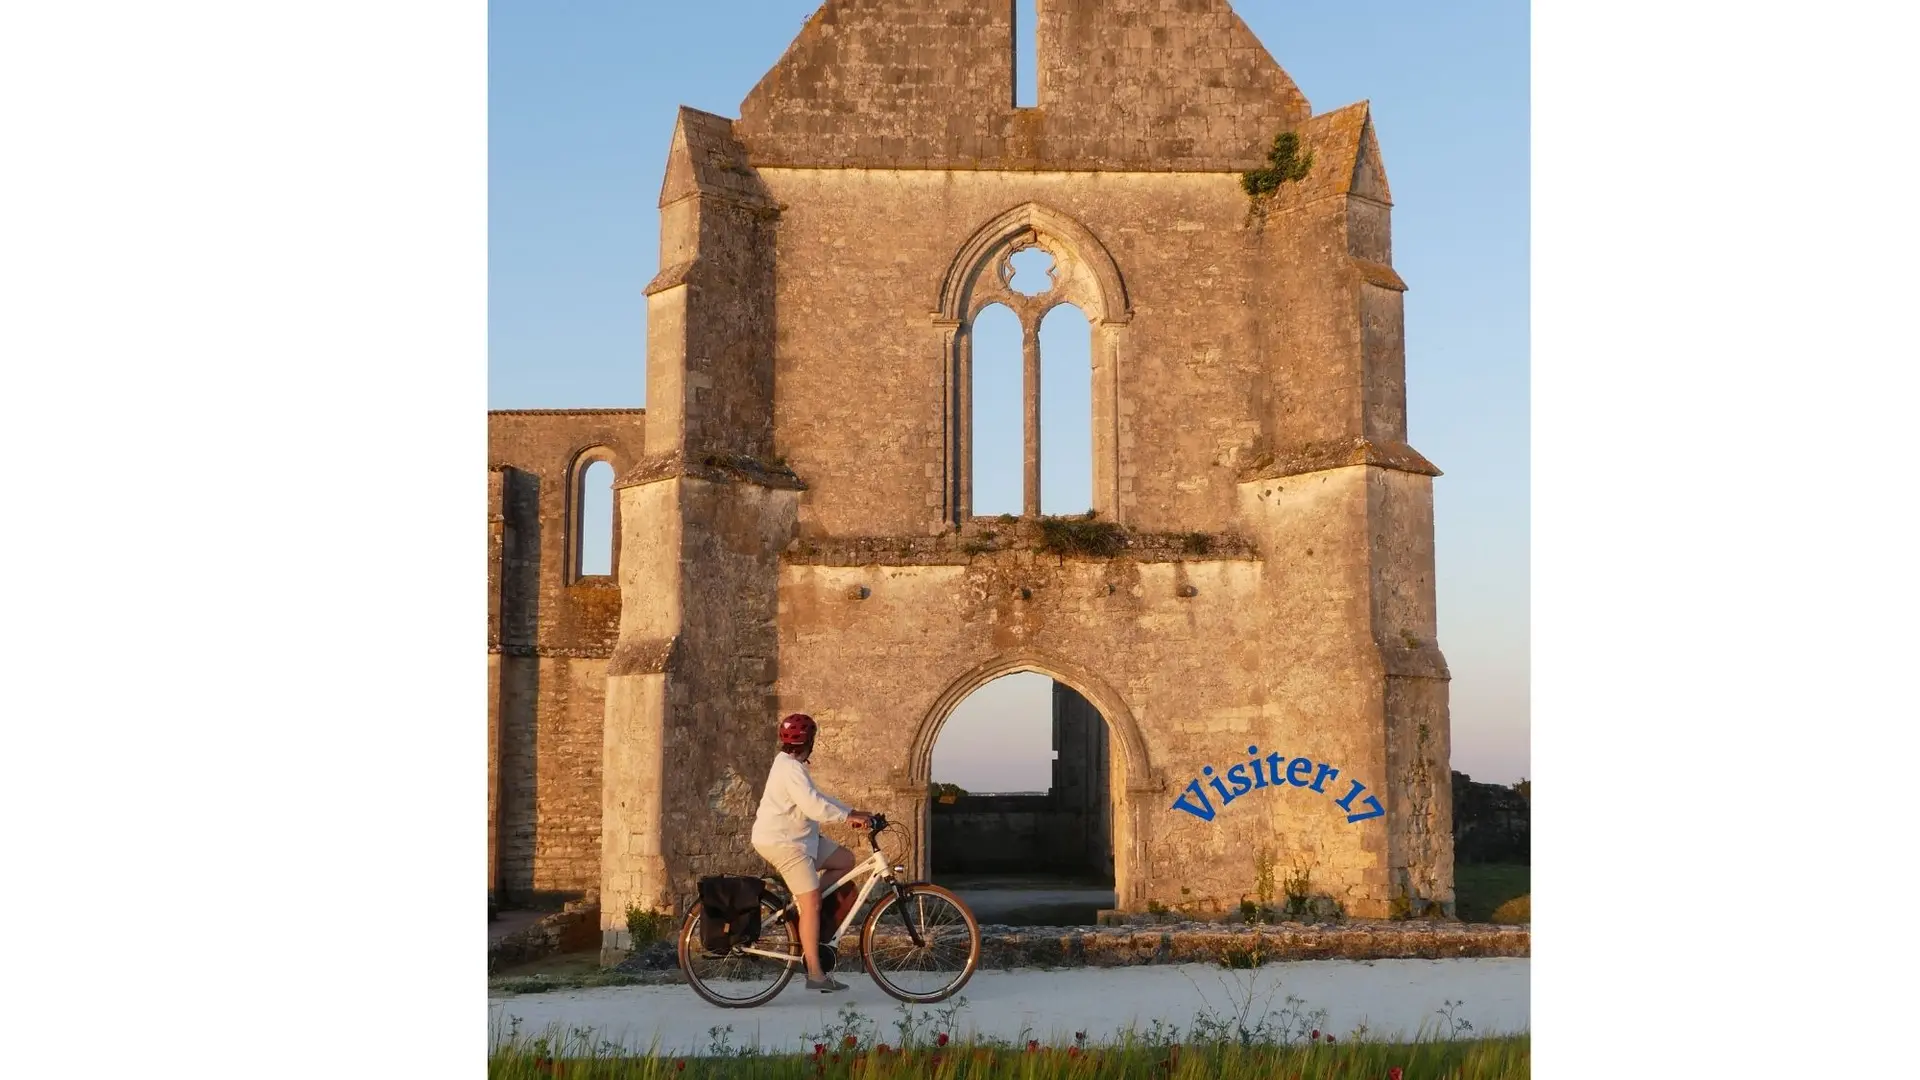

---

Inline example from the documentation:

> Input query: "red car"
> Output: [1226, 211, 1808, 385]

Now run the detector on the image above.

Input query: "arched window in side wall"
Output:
[575, 457, 616, 578]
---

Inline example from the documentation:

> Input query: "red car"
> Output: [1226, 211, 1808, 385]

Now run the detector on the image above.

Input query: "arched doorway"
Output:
[910, 655, 1148, 924]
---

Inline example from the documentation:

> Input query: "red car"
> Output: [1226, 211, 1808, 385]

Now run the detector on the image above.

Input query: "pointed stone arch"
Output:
[899, 649, 1166, 907]
[932, 204, 1133, 525]
[935, 202, 1131, 327]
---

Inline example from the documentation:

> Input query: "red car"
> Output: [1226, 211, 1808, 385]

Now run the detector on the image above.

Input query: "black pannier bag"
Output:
[696, 876, 766, 954]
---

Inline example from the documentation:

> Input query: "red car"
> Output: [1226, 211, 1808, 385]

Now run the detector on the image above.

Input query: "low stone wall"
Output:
[932, 795, 1080, 874]
[489, 895, 601, 975]
[575, 918, 1526, 991]
[659, 919, 1526, 969]
[956, 920, 1529, 969]
[932, 794, 1110, 876]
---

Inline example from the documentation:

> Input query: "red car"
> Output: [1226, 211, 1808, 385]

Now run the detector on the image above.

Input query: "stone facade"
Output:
[488, 409, 646, 902]
[484, 0, 1454, 956]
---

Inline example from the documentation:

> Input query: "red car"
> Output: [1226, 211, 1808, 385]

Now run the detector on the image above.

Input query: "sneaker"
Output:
[805, 975, 849, 993]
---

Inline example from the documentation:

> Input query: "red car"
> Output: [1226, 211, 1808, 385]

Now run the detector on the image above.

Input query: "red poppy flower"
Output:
[1326, 1035, 1335, 1044]
[1028, 1040, 1039, 1052]
[878, 1044, 891, 1054]
[1068, 1047, 1080, 1058]
[675, 1064, 685, 1073]
[1390, 1069, 1404, 1080]
[844, 1035, 858, 1049]
[1311, 1030, 1319, 1040]
[936, 1033, 949, 1047]
[814, 1044, 825, 1057]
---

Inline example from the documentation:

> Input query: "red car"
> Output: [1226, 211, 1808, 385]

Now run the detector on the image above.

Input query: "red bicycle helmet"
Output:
[778, 713, 817, 747]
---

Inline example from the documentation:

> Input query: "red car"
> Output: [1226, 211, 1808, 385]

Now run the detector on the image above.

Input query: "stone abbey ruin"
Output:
[487, 0, 1454, 958]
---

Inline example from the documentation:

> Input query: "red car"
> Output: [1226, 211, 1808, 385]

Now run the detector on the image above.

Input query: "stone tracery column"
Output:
[1023, 316, 1041, 517]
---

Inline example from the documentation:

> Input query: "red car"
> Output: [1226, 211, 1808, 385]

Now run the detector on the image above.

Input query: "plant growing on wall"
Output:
[625, 903, 672, 947]
[1282, 858, 1315, 920]
[1037, 512, 1127, 557]
[1240, 131, 1314, 200]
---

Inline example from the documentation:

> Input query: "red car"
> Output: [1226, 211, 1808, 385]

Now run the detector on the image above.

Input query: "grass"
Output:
[490, 1013, 1523, 1079]
[1454, 864, 1530, 925]
[487, 1036, 1530, 1078]
[491, 985, 1526, 1078]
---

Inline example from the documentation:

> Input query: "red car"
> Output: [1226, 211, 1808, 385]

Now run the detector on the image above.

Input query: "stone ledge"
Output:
[487, 408, 646, 418]
[488, 896, 602, 976]
[615, 451, 807, 491]
[784, 530, 1260, 567]
[1353, 258, 1407, 292]
[607, 637, 679, 677]
[490, 644, 616, 660]
[1240, 438, 1442, 482]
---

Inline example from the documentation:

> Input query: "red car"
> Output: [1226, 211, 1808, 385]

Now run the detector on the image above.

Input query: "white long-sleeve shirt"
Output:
[751, 752, 853, 850]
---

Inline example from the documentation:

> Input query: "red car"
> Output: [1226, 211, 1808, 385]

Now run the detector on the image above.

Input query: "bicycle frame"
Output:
[735, 845, 912, 964]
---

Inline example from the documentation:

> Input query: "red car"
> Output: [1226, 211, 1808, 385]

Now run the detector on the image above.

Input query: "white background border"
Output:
[2, 1, 1916, 1074]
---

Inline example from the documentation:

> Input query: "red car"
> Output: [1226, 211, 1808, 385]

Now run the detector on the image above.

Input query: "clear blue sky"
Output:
[491, 0, 1530, 788]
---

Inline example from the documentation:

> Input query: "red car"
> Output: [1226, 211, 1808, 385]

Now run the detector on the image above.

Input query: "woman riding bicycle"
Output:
[750, 712, 875, 993]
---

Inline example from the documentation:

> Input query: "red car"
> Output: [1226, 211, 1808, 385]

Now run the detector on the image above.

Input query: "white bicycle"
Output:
[676, 814, 982, 1008]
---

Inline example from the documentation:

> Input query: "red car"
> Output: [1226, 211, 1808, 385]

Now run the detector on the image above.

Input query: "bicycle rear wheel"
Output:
[859, 883, 981, 1003]
[676, 894, 800, 1008]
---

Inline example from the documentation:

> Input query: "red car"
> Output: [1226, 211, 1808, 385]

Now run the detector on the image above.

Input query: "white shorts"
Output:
[753, 836, 846, 895]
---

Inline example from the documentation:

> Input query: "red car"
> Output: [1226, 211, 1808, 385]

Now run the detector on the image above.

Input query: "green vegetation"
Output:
[1240, 131, 1315, 199]
[627, 904, 674, 947]
[1036, 512, 1127, 557]
[489, 996, 1526, 1078]
[1454, 863, 1530, 925]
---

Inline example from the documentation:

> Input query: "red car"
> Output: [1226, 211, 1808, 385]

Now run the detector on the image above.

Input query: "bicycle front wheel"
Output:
[676, 895, 800, 1008]
[859, 883, 981, 1003]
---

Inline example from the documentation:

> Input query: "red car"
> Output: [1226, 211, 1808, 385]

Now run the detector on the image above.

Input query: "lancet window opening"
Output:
[938, 206, 1132, 529]
[956, 241, 1097, 521]
[569, 450, 619, 580]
